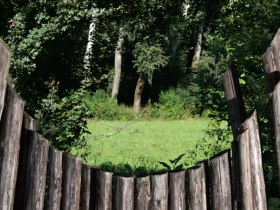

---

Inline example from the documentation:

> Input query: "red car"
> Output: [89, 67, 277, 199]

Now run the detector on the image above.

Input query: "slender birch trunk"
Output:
[191, 20, 204, 71]
[111, 27, 124, 99]
[133, 73, 146, 113]
[82, 6, 96, 85]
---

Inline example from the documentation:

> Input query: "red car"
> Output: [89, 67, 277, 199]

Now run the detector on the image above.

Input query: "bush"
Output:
[84, 90, 135, 120]
[35, 84, 89, 152]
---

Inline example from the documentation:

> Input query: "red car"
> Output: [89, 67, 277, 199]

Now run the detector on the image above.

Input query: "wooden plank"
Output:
[80, 164, 92, 210]
[61, 153, 82, 210]
[239, 111, 267, 209]
[0, 85, 24, 210]
[208, 150, 232, 210]
[135, 176, 151, 210]
[187, 163, 207, 210]
[0, 38, 11, 121]
[113, 176, 134, 210]
[24, 132, 49, 210]
[23, 112, 35, 130]
[44, 147, 63, 210]
[93, 170, 113, 210]
[237, 129, 253, 210]
[151, 173, 168, 210]
[168, 171, 185, 210]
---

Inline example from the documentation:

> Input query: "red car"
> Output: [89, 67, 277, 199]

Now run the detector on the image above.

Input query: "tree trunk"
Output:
[191, 21, 204, 71]
[133, 73, 146, 113]
[111, 27, 124, 99]
[82, 6, 96, 85]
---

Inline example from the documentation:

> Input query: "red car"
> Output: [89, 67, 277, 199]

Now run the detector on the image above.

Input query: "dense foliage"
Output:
[1, 0, 280, 197]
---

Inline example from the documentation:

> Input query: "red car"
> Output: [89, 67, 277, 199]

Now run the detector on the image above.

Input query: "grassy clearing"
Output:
[78, 118, 212, 175]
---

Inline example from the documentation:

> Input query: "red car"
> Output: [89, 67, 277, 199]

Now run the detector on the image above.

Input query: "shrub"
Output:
[35, 84, 89, 152]
[84, 89, 135, 120]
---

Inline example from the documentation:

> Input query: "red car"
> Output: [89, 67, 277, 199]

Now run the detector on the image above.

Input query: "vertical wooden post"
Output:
[0, 38, 10, 121]
[223, 64, 246, 138]
[61, 154, 82, 210]
[237, 129, 253, 210]
[25, 132, 49, 210]
[150, 173, 168, 210]
[44, 147, 63, 210]
[262, 30, 280, 193]
[93, 170, 113, 210]
[80, 164, 92, 210]
[0, 86, 24, 210]
[23, 112, 36, 130]
[208, 151, 232, 210]
[239, 111, 267, 209]
[135, 176, 151, 210]
[187, 163, 207, 210]
[113, 176, 134, 210]
[168, 171, 185, 210]
[223, 64, 246, 209]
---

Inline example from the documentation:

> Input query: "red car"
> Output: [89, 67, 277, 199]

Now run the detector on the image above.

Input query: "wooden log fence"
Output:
[1, 30, 280, 209]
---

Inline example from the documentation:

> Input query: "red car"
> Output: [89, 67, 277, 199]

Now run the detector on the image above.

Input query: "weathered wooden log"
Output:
[61, 153, 82, 210]
[80, 164, 92, 210]
[239, 111, 267, 209]
[223, 64, 246, 210]
[135, 176, 151, 210]
[113, 176, 134, 210]
[168, 171, 185, 210]
[0, 85, 24, 210]
[262, 30, 280, 193]
[93, 170, 113, 210]
[14, 128, 31, 210]
[23, 112, 35, 130]
[151, 173, 168, 210]
[0, 38, 11, 121]
[237, 129, 253, 210]
[44, 147, 63, 210]
[208, 150, 232, 210]
[223, 63, 246, 138]
[24, 132, 49, 210]
[187, 163, 207, 210]
[262, 28, 280, 93]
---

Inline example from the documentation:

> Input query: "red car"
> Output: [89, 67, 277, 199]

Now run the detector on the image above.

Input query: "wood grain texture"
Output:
[187, 164, 207, 210]
[135, 176, 151, 210]
[80, 164, 92, 210]
[168, 171, 185, 210]
[262, 29, 280, 193]
[22, 112, 35, 130]
[151, 173, 168, 210]
[0, 85, 24, 210]
[113, 176, 134, 210]
[208, 151, 232, 210]
[44, 147, 63, 210]
[93, 170, 113, 210]
[25, 132, 49, 210]
[61, 153, 82, 210]
[237, 129, 253, 210]
[239, 111, 267, 210]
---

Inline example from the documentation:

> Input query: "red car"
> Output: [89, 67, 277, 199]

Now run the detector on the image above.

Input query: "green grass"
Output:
[78, 118, 212, 175]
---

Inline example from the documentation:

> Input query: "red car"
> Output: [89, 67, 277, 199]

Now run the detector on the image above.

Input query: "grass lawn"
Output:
[78, 118, 213, 175]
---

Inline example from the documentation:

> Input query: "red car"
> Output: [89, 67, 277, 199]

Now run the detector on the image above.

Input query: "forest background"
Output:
[1, 0, 280, 198]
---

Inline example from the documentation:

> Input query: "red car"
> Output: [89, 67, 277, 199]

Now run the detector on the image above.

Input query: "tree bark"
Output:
[111, 27, 124, 99]
[133, 73, 146, 113]
[191, 21, 204, 71]
[82, 5, 96, 85]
